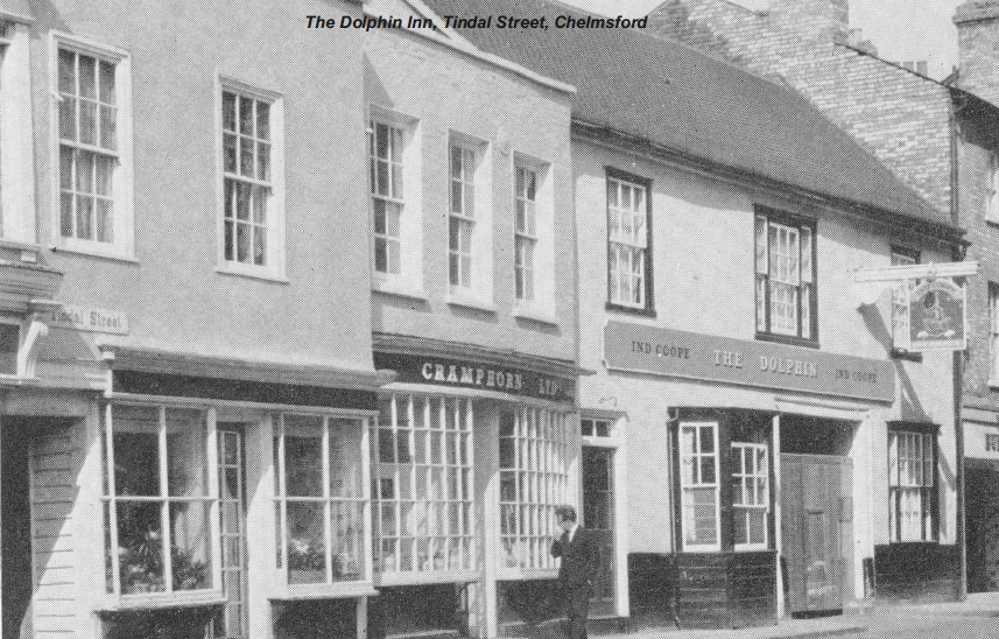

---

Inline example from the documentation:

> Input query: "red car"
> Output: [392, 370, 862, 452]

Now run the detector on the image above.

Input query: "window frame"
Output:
[50, 32, 134, 260]
[888, 422, 938, 543]
[605, 166, 654, 316]
[678, 421, 721, 552]
[446, 132, 493, 310]
[988, 149, 999, 223]
[731, 442, 769, 551]
[498, 407, 571, 578]
[890, 246, 922, 360]
[990, 282, 999, 386]
[101, 403, 223, 608]
[368, 106, 423, 298]
[754, 206, 817, 347]
[371, 394, 477, 585]
[273, 412, 373, 594]
[215, 76, 286, 281]
[512, 153, 555, 320]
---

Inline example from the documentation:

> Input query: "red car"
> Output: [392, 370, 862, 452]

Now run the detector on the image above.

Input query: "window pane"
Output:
[170, 501, 212, 590]
[287, 502, 326, 584]
[112, 405, 161, 497]
[166, 409, 207, 497]
[329, 419, 363, 499]
[59, 98, 76, 141]
[284, 415, 323, 497]
[331, 501, 364, 581]
[99, 60, 116, 104]
[117, 500, 166, 593]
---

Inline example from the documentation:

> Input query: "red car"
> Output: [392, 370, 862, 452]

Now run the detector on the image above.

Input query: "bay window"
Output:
[273, 414, 368, 586]
[679, 421, 719, 551]
[499, 408, 571, 572]
[755, 208, 817, 344]
[372, 395, 475, 578]
[102, 404, 216, 598]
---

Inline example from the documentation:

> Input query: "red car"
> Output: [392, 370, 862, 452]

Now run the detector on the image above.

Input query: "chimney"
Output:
[768, 0, 849, 42]
[954, 1, 999, 104]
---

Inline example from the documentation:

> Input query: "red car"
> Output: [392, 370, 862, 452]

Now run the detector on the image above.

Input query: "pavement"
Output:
[586, 592, 999, 639]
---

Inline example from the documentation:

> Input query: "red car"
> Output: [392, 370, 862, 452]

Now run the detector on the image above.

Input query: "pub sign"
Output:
[908, 277, 966, 352]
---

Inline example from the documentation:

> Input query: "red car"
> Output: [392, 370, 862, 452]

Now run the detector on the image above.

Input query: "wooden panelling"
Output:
[874, 543, 961, 603]
[628, 552, 776, 630]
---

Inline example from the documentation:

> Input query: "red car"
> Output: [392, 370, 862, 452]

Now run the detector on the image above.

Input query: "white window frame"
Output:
[372, 394, 476, 584]
[216, 77, 285, 281]
[368, 106, 423, 298]
[498, 408, 571, 577]
[732, 442, 769, 551]
[679, 421, 720, 552]
[447, 132, 493, 310]
[101, 403, 223, 607]
[988, 150, 999, 223]
[891, 248, 918, 352]
[607, 175, 649, 310]
[1, 20, 36, 245]
[512, 153, 555, 321]
[991, 283, 999, 386]
[50, 32, 134, 259]
[755, 211, 816, 341]
[273, 412, 372, 594]
[888, 429, 936, 543]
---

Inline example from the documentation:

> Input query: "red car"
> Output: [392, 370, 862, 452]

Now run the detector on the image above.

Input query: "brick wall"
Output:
[955, 1, 999, 105]
[648, 0, 954, 217]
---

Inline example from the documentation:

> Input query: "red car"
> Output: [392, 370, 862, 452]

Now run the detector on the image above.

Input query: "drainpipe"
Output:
[950, 103, 967, 602]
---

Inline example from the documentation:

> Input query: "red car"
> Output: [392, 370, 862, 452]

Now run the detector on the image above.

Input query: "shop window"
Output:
[755, 207, 817, 345]
[679, 421, 719, 551]
[219, 80, 285, 279]
[371, 395, 475, 577]
[888, 426, 937, 542]
[102, 404, 216, 598]
[606, 168, 653, 314]
[54, 34, 134, 258]
[499, 408, 571, 572]
[732, 443, 768, 550]
[274, 414, 367, 585]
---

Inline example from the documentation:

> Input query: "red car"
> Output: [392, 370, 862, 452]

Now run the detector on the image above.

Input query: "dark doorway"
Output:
[582, 446, 616, 617]
[966, 461, 999, 593]
[3, 420, 34, 639]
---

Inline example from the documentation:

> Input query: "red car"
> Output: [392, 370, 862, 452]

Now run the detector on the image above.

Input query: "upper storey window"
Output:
[218, 80, 285, 279]
[54, 35, 133, 257]
[606, 168, 653, 315]
[755, 207, 817, 345]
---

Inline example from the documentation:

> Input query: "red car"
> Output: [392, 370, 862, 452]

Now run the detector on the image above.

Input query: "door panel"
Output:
[781, 454, 852, 615]
[583, 446, 616, 617]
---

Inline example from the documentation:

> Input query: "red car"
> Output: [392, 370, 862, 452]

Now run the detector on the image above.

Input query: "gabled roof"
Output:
[422, 0, 959, 234]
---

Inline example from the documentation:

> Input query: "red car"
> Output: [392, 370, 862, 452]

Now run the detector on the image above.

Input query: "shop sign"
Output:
[373, 352, 575, 403]
[604, 322, 894, 402]
[908, 278, 966, 352]
[47, 304, 129, 335]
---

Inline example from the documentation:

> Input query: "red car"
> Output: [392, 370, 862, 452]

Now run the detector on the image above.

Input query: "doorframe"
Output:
[580, 411, 628, 619]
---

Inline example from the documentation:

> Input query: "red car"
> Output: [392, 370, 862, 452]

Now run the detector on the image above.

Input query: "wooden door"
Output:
[780, 454, 853, 615]
[583, 446, 616, 617]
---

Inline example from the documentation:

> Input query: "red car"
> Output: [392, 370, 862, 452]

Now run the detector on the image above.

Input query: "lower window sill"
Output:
[51, 243, 138, 264]
[447, 292, 496, 313]
[97, 590, 226, 613]
[513, 305, 558, 325]
[372, 278, 428, 302]
[270, 582, 379, 601]
[216, 264, 289, 284]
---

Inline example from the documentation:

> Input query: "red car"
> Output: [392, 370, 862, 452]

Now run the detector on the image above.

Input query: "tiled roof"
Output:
[422, 0, 958, 231]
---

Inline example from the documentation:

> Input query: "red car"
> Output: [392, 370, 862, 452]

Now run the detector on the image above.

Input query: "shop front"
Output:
[596, 321, 952, 629]
[372, 339, 581, 639]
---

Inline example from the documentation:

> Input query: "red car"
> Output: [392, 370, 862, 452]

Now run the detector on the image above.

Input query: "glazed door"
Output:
[582, 446, 616, 617]
[780, 454, 853, 615]
[214, 426, 248, 639]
